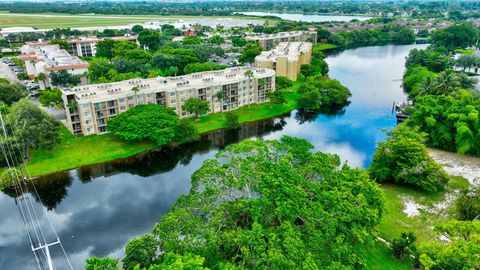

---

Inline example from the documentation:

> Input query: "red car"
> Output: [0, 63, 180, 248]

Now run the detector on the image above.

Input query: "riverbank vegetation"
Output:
[87, 136, 384, 269]
[369, 23, 480, 269]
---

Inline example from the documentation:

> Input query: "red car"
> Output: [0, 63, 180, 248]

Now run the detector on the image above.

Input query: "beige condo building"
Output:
[246, 30, 317, 49]
[62, 67, 276, 135]
[255, 42, 312, 81]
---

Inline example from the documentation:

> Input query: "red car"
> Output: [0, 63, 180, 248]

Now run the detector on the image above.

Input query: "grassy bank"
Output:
[365, 241, 413, 270]
[377, 175, 469, 243]
[26, 92, 299, 177]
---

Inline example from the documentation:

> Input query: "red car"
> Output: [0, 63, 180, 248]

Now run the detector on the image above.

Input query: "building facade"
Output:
[246, 30, 317, 49]
[19, 43, 89, 90]
[68, 36, 138, 57]
[62, 67, 276, 136]
[255, 42, 312, 81]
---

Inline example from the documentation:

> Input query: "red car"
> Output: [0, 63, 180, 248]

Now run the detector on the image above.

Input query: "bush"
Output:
[455, 187, 480, 221]
[173, 119, 200, 145]
[225, 111, 239, 129]
[392, 232, 416, 259]
[370, 125, 449, 191]
[107, 104, 179, 146]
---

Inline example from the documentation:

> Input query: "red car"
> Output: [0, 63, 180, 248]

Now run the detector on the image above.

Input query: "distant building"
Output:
[246, 30, 317, 49]
[68, 36, 138, 57]
[255, 42, 312, 81]
[19, 42, 89, 90]
[61, 67, 276, 135]
[0, 27, 46, 38]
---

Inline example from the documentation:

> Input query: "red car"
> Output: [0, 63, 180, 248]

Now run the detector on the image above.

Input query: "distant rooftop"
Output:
[63, 67, 275, 103]
[256, 42, 312, 62]
[68, 35, 137, 44]
[246, 30, 315, 41]
[20, 43, 89, 71]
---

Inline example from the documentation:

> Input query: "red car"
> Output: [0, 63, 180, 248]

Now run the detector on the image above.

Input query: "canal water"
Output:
[0, 44, 427, 269]
[240, 12, 372, 22]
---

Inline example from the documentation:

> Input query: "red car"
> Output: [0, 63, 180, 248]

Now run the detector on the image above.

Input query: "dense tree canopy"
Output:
[138, 30, 161, 51]
[107, 104, 179, 146]
[406, 91, 480, 156]
[418, 220, 480, 270]
[181, 98, 209, 118]
[96, 39, 116, 59]
[38, 88, 63, 108]
[126, 136, 384, 269]
[0, 82, 27, 106]
[405, 48, 451, 72]
[238, 42, 261, 63]
[50, 70, 81, 87]
[297, 76, 351, 111]
[7, 99, 61, 154]
[431, 24, 478, 51]
[455, 187, 480, 221]
[370, 125, 449, 191]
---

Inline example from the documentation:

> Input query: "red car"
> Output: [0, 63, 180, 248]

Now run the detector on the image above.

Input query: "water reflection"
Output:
[0, 44, 427, 270]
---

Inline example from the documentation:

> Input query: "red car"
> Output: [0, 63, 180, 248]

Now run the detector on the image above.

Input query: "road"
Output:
[0, 62, 20, 83]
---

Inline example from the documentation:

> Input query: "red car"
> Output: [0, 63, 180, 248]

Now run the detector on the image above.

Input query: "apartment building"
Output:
[62, 67, 276, 135]
[255, 42, 312, 81]
[19, 42, 89, 90]
[68, 36, 138, 57]
[246, 30, 317, 49]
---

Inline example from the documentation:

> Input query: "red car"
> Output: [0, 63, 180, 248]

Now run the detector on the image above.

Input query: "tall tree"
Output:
[181, 98, 209, 119]
[95, 39, 116, 59]
[107, 104, 179, 146]
[0, 83, 27, 106]
[7, 99, 61, 156]
[145, 136, 383, 269]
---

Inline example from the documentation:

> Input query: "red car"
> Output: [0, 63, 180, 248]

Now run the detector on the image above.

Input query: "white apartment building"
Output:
[255, 42, 313, 81]
[68, 36, 138, 57]
[246, 30, 317, 49]
[19, 42, 89, 89]
[62, 67, 276, 135]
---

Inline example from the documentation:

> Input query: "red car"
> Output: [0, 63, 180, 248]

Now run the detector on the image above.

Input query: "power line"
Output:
[0, 109, 73, 270]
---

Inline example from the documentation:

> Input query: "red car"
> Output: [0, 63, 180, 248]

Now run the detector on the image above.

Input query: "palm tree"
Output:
[215, 91, 226, 112]
[132, 86, 140, 103]
[244, 70, 254, 79]
[433, 70, 459, 95]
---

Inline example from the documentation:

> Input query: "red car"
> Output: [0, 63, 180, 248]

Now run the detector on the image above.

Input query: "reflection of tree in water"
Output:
[2, 171, 73, 210]
[76, 116, 289, 180]
[8, 115, 290, 208]
[294, 105, 347, 124]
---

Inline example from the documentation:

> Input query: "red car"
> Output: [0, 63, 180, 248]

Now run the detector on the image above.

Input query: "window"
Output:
[129, 104, 134, 108]
[188, 89, 193, 94]
[179, 91, 185, 96]
[119, 98, 125, 103]
[85, 120, 91, 125]
[87, 127, 93, 133]
[170, 92, 176, 97]
[84, 111, 91, 116]
[82, 103, 89, 108]
[128, 96, 134, 101]
[147, 93, 153, 98]
[137, 95, 143, 100]
[171, 99, 176, 104]
[181, 98, 185, 102]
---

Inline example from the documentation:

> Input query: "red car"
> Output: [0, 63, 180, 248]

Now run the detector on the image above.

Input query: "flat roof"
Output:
[63, 67, 275, 103]
[68, 35, 137, 44]
[20, 43, 89, 70]
[246, 30, 314, 41]
[256, 42, 312, 62]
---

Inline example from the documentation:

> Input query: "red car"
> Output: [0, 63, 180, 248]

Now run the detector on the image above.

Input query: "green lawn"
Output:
[0, 12, 274, 29]
[23, 92, 298, 176]
[377, 176, 470, 243]
[365, 241, 413, 270]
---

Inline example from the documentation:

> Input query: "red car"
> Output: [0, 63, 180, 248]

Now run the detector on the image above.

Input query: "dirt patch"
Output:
[429, 148, 480, 186]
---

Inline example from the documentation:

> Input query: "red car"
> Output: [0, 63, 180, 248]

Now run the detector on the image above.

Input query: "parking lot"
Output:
[0, 59, 20, 83]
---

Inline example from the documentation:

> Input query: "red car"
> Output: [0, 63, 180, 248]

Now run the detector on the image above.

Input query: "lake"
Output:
[0, 44, 427, 269]
[240, 12, 372, 22]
